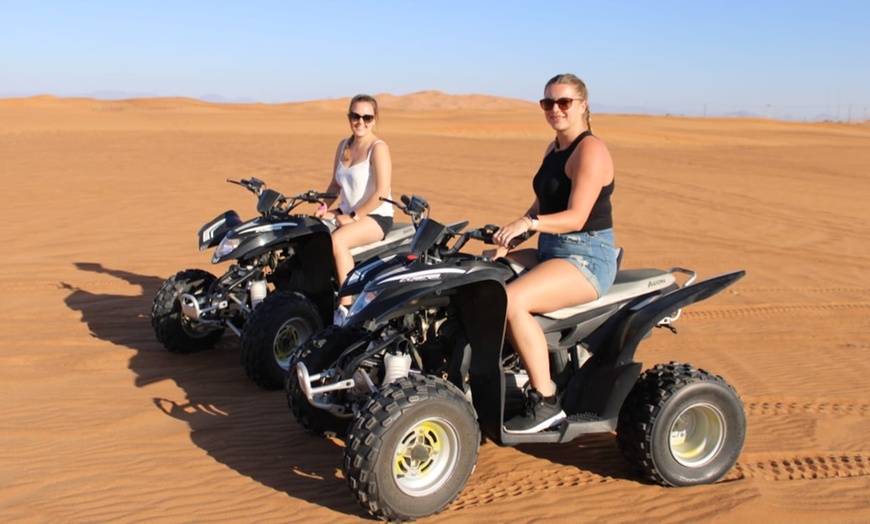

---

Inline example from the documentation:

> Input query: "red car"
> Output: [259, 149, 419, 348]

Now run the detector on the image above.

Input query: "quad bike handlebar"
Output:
[380, 195, 430, 227]
[294, 189, 339, 203]
[227, 177, 267, 195]
[449, 224, 532, 255]
[378, 194, 531, 261]
[226, 178, 337, 217]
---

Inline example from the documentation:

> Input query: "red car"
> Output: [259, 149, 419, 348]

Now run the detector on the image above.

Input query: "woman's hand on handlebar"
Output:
[493, 217, 532, 248]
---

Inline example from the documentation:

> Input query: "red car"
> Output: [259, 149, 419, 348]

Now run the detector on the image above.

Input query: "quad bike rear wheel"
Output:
[151, 269, 224, 353]
[616, 362, 746, 486]
[285, 325, 369, 437]
[240, 291, 322, 390]
[343, 374, 480, 522]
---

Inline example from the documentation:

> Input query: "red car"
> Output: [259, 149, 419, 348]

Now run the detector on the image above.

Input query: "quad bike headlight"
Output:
[349, 290, 381, 317]
[214, 237, 241, 259]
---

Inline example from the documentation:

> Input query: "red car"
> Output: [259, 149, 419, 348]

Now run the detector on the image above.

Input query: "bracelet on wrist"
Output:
[524, 214, 538, 232]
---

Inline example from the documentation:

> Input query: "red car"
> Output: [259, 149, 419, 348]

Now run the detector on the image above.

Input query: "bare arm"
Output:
[315, 140, 344, 218]
[535, 136, 613, 234]
[352, 141, 392, 216]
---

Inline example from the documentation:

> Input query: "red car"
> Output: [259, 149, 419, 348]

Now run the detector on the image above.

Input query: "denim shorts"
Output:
[538, 228, 617, 298]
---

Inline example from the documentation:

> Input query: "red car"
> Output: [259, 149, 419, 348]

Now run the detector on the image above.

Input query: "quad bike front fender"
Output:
[344, 266, 508, 330]
[198, 210, 242, 251]
[450, 280, 508, 441]
[344, 273, 510, 441]
[276, 230, 336, 325]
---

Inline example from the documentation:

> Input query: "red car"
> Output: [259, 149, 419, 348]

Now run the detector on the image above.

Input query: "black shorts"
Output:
[368, 214, 393, 239]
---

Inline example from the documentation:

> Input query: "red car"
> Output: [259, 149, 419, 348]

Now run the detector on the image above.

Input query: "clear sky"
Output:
[2, 0, 868, 120]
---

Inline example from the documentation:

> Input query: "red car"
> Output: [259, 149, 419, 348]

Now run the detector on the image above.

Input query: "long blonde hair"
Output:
[343, 94, 380, 163]
[546, 73, 591, 132]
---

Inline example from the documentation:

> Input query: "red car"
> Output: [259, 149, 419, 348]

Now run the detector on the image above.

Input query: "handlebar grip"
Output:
[508, 231, 532, 249]
[466, 225, 529, 247]
[319, 192, 339, 199]
[470, 224, 499, 243]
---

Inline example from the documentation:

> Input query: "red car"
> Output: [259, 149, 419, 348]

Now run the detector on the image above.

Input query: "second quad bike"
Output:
[150, 177, 415, 389]
[288, 196, 747, 521]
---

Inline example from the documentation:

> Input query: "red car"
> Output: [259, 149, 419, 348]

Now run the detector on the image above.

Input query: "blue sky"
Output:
[1, 0, 868, 120]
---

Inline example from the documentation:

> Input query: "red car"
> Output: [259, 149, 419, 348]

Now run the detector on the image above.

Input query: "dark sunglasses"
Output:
[348, 111, 375, 123]
[539, 97, 582, 111]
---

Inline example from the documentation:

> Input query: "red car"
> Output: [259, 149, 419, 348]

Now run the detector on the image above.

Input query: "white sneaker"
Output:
[333, 305, 349, 326]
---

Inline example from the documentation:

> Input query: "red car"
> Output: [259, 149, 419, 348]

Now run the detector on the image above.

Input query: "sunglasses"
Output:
[539, 97, 583, 111]
[348, 111, 375, 123]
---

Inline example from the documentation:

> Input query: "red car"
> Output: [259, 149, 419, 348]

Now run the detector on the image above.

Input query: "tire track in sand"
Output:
[744, 398, 870, 417]
[447, 397, 870, 511]
[451, 453, 870, 511]
[681, 302, 870, 320]
[732, 453, 870, 481]
[450, 466, 618, 511]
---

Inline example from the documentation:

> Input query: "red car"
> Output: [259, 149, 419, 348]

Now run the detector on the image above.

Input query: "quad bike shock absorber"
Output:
[383, 352, 412, 384]
[249, 279, 268, 307]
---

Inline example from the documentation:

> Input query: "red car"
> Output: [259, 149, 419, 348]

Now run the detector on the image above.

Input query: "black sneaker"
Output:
[504, 389, 566, 434]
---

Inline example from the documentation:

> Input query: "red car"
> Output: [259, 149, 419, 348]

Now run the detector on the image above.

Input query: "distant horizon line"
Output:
[2, 90, 868, 124]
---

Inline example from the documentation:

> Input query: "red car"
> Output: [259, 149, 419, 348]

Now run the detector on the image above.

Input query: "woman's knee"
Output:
[331, 230, 350, 252]
[505, 288, 532, 320]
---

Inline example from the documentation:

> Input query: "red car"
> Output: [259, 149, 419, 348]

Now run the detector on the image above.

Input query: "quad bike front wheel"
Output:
[285, 325, 369, 437]
[151, 269, 224, 353]
[239, 291, 322, 390]
[616, 362, 746, 487]
[343, 374, 480, 522]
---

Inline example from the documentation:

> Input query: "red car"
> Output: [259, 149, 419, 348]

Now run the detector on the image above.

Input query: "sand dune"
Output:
[1, 93, 868, 523]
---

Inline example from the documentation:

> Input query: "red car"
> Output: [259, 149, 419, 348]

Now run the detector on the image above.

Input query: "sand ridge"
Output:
[1, 93, 868, 522]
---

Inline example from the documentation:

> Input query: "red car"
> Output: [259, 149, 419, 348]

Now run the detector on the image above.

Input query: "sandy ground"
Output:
[1, 94, 868, 523]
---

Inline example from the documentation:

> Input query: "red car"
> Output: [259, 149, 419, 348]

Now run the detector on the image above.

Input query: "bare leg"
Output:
[506, 258, 599, 396]
[330, 217, 383, 306]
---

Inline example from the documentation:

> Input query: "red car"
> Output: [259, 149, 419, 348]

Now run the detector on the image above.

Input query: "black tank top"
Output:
[532, 130, 614, 232]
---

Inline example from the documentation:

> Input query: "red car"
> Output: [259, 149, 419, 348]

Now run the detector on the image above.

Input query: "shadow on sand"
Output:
[514, 434, 642, 484]
[61, 262, 653, 517]
[61, 262, 365, 518]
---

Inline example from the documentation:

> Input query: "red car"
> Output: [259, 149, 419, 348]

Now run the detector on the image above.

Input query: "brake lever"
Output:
[380, 196, 409, 215]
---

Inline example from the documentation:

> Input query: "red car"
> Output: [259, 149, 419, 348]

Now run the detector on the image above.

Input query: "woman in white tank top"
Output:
[314, 94, 394, 323]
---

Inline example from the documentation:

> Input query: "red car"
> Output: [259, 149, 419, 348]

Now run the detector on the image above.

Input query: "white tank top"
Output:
[334, 139, 394, 217]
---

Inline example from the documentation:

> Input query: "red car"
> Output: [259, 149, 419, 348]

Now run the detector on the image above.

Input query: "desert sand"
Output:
[1, 93, 868, 523]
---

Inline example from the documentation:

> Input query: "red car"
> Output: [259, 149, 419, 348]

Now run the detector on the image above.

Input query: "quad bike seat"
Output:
[349, 222, 416, 257]
[540, 268, 676, 320]
[497, 247, 677, 320]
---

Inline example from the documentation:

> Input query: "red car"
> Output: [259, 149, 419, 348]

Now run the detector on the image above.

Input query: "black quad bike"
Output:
[150, 177, 416, 389]
[288, 197, 747, 522]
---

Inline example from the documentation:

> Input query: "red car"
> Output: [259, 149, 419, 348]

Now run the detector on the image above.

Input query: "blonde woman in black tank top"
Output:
[493, 74, 619, 434]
